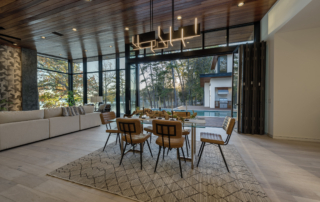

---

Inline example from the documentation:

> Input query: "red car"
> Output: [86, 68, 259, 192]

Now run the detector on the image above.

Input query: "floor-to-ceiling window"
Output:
[87, 57, 99, 105]
[119, 57, 126, 116]
[37, 55, 68, 109]
[139, 57, 215, 109]
[73, 59, 84, 106]
[102, 55, 116, 112]
[130, 64, 136, 113]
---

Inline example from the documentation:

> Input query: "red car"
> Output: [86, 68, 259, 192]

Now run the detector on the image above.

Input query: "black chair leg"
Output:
[119, 143, 127, 165]
[167, 148, 170, 155]
[181, 147, 186, 162]
[146, 140, 153, 157]
[117, 134, 121, 151]
[150, 133, 152, 144]
[177, 148, 183, 178]
[103, 133, 111, 151]
[197, 142, 205, 167]
[163, 147, 165, 160]
[198, 142, 204, 156]
[115, 133, 118, 145]
[140, 144, 143, 170]
[187, 136, 191, 149]
[218, 145, 229, 172]
[154, 146, 162, 173]
[185, 137, 189, 157]
[133, 144, 135, 155]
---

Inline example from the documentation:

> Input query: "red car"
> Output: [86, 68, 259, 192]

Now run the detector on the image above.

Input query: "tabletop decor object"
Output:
[90, 94, 103, 111]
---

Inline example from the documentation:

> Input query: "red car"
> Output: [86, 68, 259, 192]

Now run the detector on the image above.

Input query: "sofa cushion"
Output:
[73, 106, 79, 115]
[83, 106, 94, 114]
[0, 110, 44, 124]
[49, 115, 80, 137]
[78, 106, 86, 115]
[80, 112, 101, 130]
[0, 119, 49, 150]
[44, 108, 62, 118]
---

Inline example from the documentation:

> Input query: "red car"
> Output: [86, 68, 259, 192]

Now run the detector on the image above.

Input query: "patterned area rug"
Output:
[48, 140, 270, 202]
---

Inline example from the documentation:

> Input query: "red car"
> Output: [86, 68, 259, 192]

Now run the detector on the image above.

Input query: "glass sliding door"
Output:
[87, 73, 99, 104]
[102, 71, 116, 112]
[86, 57, 99, 105]
[102, 55, 116, 113]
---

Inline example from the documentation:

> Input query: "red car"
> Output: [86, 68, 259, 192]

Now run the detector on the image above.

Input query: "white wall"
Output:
[209, 77, 232, 108]
[204, 83, 210, 107]
[273, 27, 320, 141]
[261, 0, 320, 141]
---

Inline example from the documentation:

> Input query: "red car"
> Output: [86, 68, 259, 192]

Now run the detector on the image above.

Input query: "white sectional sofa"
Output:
[0, 106, 101, 151]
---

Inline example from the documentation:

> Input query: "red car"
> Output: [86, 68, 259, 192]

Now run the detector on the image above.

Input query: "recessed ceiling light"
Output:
[85, 50, 87, 52]
[187, 41, 189, 44]
[109, 45, 113, 48]
[238, 2, 244, 7]
[177, 16, 182, 20]
[125, 27, 129, 31]
[41, 36, 46, 39]
[72, 28, 77, 31]
[13, 43, 17, 46]
[59, 54, 62, 56]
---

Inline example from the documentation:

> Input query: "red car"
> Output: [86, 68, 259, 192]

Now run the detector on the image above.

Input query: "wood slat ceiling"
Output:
[0, 0, 277, 60]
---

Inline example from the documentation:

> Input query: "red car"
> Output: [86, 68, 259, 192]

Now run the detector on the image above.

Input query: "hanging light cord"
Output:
[150, 0, 153, 31]
[172, 0, 174, 29]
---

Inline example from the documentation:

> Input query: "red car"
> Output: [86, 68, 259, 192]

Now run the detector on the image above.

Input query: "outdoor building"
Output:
[201, 54, 233, 109]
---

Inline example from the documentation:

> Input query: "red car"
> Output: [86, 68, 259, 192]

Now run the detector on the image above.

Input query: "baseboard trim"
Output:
[272, 136, 320, 142]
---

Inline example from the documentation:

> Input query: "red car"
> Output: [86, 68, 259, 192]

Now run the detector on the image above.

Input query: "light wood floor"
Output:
[0, 124, 319, 202]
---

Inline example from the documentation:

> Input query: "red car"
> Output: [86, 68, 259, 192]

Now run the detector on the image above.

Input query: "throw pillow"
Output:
[62, 107, 69, 116]
[68, 107, 76, 116]
[73, 106, 79, 115]
[78, 106, 86, 115]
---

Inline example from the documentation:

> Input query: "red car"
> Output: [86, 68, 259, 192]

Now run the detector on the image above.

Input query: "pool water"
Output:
[151, 108, 236, 117]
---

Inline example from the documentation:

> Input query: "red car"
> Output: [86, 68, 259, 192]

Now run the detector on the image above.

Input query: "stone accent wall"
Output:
[21, 48, 39, 111]
[0, 45, 22, 111]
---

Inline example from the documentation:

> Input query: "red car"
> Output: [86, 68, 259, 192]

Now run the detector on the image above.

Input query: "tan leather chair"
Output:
[116, 118, 153, 170]
[173, 111, 190, 118]
[152, 120, 186, 178]
[182, 128, 191, 156]
[100, 112, 120, 152]
[197, 117, 236, 172]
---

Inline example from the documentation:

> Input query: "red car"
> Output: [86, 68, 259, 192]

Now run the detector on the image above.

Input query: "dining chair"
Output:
[153, 120, 186, 178]
[100, 112, 121, 152]
[117, 118, 153, 170]
[145, 125, 190, 156]
[197, 116, 235, 172]
[144, 126, 153, 143]
[173, 111, 190, 118]
[182, 129, 191, 156]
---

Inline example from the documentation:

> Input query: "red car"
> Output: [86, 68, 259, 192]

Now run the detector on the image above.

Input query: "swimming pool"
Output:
[151, 108, 236, 117]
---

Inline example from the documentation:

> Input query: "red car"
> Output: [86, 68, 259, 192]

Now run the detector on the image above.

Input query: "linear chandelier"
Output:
[131, 0, 200, 53]
[132, 18, 200, 53]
